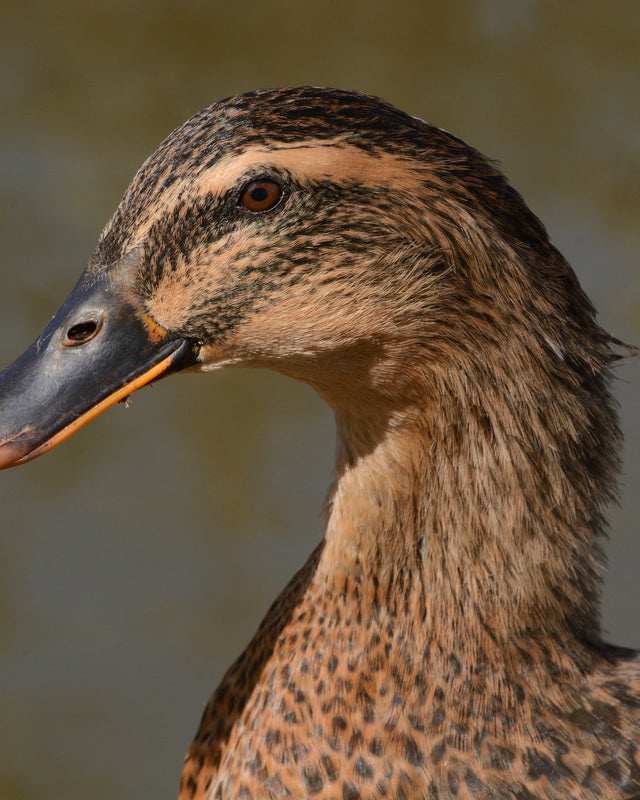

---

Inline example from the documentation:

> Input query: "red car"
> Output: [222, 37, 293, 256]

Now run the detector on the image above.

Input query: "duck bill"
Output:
[0, 270, 198, 470]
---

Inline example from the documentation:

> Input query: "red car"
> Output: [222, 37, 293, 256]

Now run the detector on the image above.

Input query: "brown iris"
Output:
[240, 180, 282, 212]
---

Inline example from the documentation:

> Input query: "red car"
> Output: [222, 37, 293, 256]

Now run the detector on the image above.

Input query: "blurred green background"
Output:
[0, 2, 638, 798]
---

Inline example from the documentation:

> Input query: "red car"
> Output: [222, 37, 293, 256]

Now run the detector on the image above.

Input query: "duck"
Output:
[0, 87, 638, 800]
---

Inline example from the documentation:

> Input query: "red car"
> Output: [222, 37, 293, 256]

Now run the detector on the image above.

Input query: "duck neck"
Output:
[316, 361, 609, 655]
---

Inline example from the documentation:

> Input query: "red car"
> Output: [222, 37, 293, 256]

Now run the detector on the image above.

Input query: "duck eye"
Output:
[240, 180, 282, 213]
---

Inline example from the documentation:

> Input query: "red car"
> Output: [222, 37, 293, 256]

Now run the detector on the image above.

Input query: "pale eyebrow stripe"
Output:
[125, 139, 429, 250]
[197, 140, 425, 198]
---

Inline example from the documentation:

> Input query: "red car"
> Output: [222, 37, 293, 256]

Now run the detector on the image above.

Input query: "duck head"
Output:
[0, 87, 617, 484]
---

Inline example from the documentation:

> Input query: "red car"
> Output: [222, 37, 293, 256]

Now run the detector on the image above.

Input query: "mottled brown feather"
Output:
[87, 88, 639, 799]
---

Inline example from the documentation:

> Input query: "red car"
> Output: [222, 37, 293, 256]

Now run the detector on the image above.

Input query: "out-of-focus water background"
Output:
[0, 2, 638, 798]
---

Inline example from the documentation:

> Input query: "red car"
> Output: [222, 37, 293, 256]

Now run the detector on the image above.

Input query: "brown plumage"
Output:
[0, 87, 638, 799]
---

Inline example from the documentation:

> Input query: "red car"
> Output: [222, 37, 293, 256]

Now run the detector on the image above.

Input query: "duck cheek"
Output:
[195, 340, 250, 371]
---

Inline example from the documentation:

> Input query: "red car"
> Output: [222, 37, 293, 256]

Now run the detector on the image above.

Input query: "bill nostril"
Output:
[63, 316, 103, 346]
